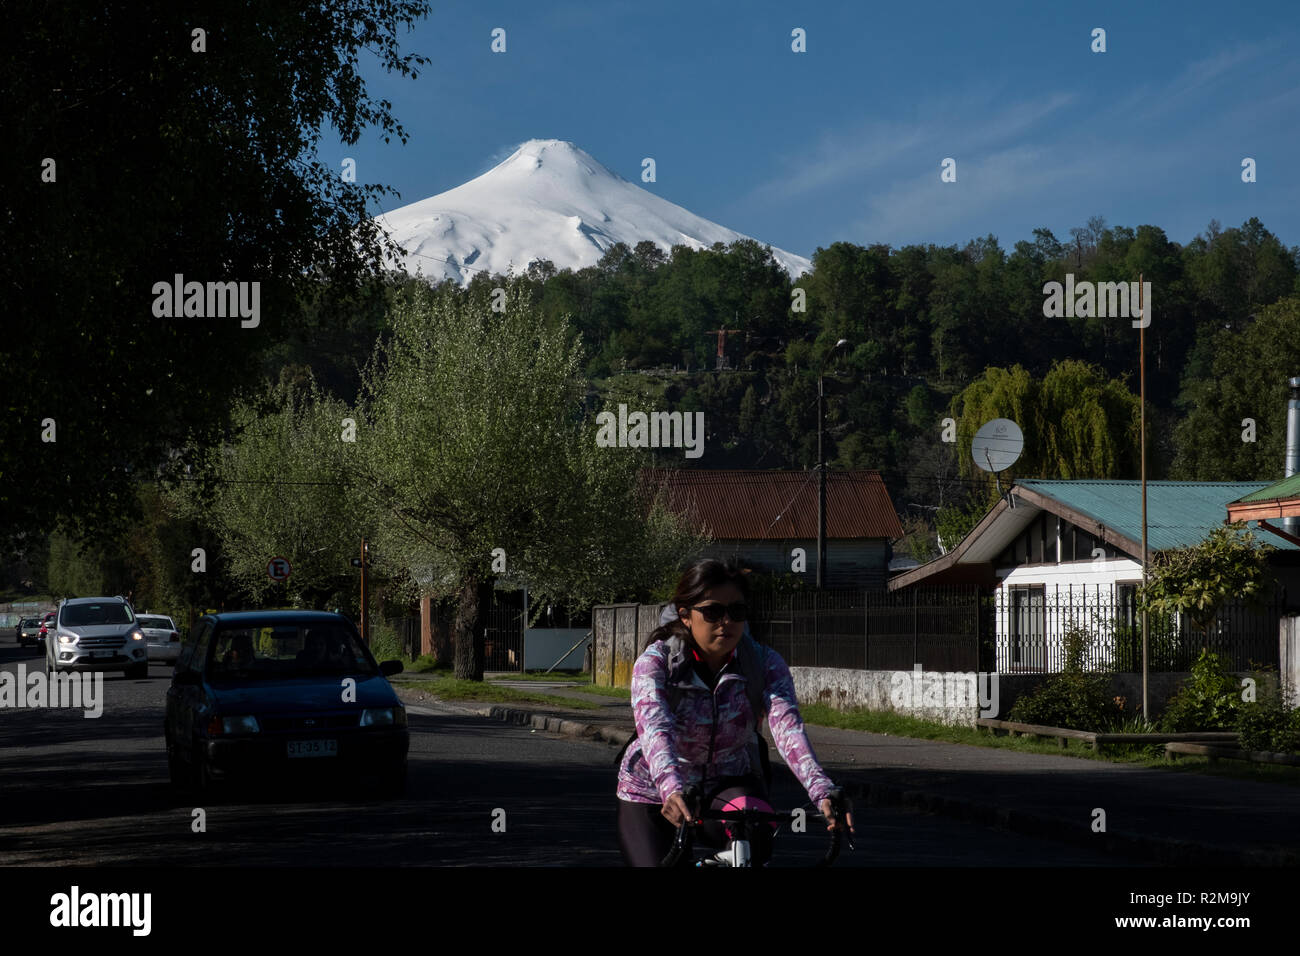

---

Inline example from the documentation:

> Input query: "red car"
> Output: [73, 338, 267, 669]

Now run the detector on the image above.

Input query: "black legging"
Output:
[618, 776, 773, 867]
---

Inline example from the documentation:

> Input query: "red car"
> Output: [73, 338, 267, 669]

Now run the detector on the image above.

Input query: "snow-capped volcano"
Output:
[376, 139, 812, 286]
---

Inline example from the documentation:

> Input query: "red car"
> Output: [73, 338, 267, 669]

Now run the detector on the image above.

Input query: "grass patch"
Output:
[798, 703, 1300, 784]
[565, 684, 631, 699]
[799, 703, 1112, 759]
[407, 655, 448, 674]
[486, 671, 591, 682]
[405, 675, 600, 710]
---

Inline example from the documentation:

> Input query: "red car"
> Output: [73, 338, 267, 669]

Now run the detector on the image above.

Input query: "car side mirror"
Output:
[379, 660, 403, 677]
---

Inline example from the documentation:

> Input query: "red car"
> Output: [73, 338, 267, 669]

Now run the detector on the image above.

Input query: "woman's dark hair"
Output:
[651, 558, 750, 644]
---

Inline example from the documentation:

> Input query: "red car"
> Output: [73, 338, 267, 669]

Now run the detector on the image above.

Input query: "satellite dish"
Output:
[971, 418, 1024, 473]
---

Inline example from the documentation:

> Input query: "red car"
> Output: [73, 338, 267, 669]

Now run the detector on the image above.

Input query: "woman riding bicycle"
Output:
[616, 558, 854, 866]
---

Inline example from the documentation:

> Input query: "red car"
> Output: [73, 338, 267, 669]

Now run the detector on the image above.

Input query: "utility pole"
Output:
[359, 537, 369, 647]
[1139, 275, 1149, 721]
[817, 339, 851, 588]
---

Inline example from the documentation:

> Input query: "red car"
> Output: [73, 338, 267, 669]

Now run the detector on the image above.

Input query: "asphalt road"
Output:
[0, 642, 1137, 866]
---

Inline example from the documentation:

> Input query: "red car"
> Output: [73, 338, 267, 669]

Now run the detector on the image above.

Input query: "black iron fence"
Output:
[745, 584, 1288, 674]
[991, 583, 1287, 674]
[484, 595, 524, 671]
[749, 586, 991, 672]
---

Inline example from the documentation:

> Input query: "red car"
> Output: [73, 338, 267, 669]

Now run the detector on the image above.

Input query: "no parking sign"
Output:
[267, 556, 292, 582]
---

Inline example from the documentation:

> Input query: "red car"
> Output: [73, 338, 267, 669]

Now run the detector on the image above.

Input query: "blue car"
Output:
[164, 610, 408, 797]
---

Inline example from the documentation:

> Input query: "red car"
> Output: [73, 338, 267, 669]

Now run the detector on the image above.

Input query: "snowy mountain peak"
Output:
[377, 140, 811, 286]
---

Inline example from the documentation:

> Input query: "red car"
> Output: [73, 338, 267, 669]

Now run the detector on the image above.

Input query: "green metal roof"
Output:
[1231, 472, 1300, 505]
[1016, 479, 1298, 551]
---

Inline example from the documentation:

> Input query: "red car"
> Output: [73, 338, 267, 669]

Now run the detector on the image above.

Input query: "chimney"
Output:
[1287, 376, 1300, 534]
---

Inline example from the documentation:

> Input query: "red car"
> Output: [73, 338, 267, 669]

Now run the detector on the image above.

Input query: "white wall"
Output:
[994, 558, 1143, 672]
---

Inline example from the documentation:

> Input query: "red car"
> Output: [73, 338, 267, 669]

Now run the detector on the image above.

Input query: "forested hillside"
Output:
[284, 215, 1297, 559]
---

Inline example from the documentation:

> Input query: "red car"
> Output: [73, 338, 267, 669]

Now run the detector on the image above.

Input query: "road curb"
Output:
[397, 689, 1300, 866]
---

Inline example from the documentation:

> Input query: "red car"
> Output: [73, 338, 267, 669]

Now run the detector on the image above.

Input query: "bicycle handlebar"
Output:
[658, 785, 853, 867]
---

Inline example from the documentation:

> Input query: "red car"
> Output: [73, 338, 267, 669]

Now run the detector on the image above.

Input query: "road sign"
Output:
[267, 556, 292, 582]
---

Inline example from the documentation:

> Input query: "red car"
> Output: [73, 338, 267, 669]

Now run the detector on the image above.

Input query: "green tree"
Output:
[1140, 523, 1276, 649]
[185, 377, 368, 610]
[1, 0, 430, 549]
[1171, 295, 1300, 480]
[355, 281, 707, 680]
[950, 360, 1140, 490]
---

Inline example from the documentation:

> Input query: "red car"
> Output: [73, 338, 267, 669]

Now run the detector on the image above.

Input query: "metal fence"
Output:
[597, 584, 1289, 679]
[484, 595, 524, 672]
[749, 587, 990, 672]
[990, 583, 1286, 674]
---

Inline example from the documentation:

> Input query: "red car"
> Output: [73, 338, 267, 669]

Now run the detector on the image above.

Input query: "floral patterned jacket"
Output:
[616, 636, 836, 805]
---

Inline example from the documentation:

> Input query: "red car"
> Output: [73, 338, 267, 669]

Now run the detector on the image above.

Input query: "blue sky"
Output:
[323, 0, 1300, 261]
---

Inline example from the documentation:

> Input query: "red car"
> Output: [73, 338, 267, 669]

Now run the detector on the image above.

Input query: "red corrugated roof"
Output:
[641, 468, 903, 540]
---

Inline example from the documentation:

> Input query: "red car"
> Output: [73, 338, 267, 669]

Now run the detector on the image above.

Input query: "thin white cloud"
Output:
[743, 88, 1078, 206]
[748, 37, 1290, 245]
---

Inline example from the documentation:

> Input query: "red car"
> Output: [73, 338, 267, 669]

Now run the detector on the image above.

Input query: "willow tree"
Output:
[355, 280, 707, 680]
[935, 360, 1140, 547]
[951, 359, 1141, 485]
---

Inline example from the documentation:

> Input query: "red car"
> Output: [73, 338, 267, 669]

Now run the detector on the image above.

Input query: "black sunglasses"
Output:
[688, 602, 748, 623]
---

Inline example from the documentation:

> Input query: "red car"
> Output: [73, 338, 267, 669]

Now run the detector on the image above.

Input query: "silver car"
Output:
[46, 596, 150, 679]
[137, 613, 182, 664]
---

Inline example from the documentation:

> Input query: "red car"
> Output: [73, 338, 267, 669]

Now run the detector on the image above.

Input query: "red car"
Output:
[37, 611, 56, 643]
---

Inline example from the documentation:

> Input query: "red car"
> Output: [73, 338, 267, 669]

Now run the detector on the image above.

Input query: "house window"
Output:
[1009, 585, 1045, 668]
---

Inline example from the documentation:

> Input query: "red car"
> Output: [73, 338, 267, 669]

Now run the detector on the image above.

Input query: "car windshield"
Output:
[138, 616, 173, 629]
[22, 619, 39, 627]
[207, 622, 377, 682]
[62, 603, 134, 626]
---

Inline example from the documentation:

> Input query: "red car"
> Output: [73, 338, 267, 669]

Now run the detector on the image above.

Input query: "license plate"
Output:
[287, 740, 337, 759]
[90, 650, 115, 658]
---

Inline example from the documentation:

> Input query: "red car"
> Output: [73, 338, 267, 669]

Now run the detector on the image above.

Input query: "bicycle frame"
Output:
[660, 790, 851, 867]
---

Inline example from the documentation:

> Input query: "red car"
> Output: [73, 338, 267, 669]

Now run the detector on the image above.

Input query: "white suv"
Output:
[47, 596, 150, 679]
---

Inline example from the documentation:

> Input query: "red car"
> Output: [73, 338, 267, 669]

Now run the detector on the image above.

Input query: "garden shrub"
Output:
[1158, 649, 1241, 732]
[1007, 672, 1113, 731]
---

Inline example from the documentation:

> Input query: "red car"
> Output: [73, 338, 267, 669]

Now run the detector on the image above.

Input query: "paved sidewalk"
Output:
[391, 678, 1300, 866]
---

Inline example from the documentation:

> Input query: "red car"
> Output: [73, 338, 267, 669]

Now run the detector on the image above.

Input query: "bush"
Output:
[367, 623, 407, 664]
[1159, 649, 1240, 732]
[1007, 672, 1114, 731]
[1235, 681, 1300, 754]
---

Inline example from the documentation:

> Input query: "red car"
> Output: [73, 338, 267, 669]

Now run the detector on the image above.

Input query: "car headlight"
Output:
[220, 715, 261, 735]
[129, 630, 145, 641]
[58, 632, 77, 645]
[360, 707, 401, 727]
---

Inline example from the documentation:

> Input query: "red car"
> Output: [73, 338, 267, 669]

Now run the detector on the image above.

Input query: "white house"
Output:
[889, 480, 1300, 673]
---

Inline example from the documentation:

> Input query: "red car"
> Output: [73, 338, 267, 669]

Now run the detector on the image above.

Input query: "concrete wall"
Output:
[522, 628, 590, 670]
[1282, 615, 1300, 700]
[789, 665, 1278, 726]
